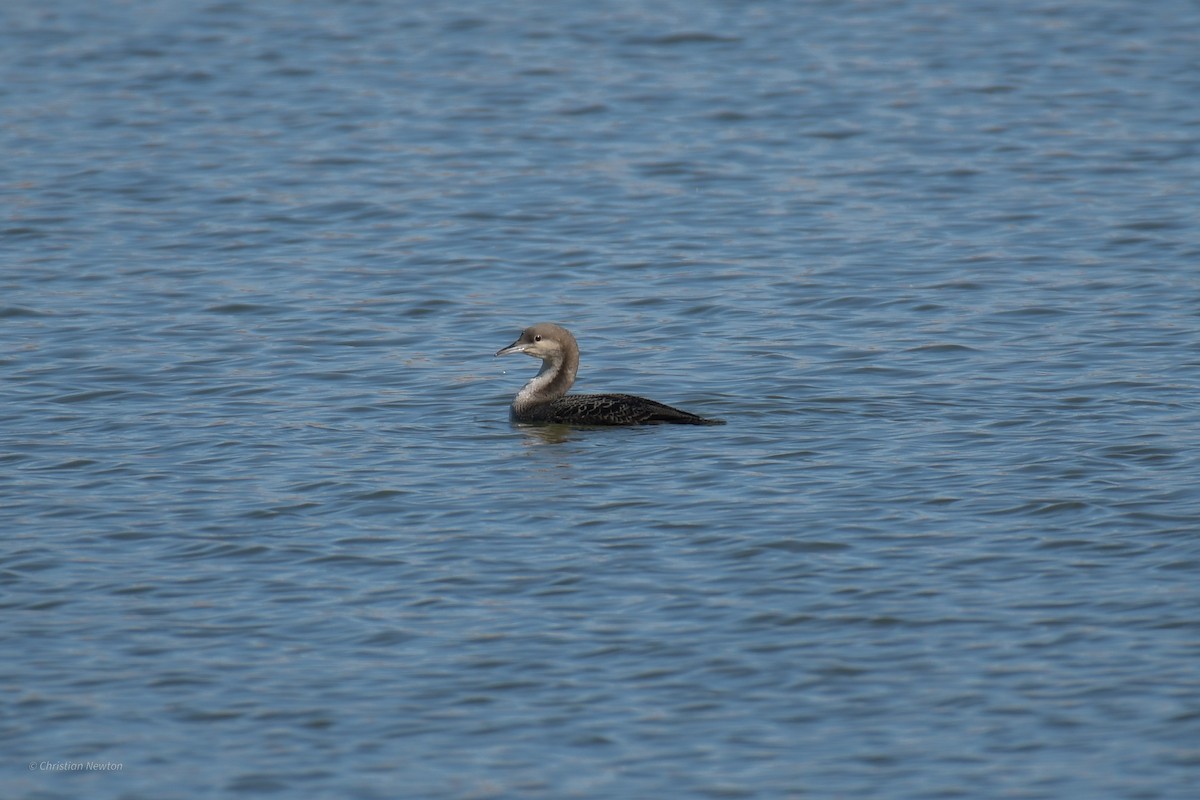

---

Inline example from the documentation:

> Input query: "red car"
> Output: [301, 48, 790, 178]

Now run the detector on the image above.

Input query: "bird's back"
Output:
[514, 393, 725, 426]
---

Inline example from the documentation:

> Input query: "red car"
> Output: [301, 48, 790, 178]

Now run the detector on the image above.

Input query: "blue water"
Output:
[4, 1, 1200, 798]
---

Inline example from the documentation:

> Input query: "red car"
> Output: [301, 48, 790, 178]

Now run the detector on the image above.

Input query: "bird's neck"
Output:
[516, 350, 578, 406]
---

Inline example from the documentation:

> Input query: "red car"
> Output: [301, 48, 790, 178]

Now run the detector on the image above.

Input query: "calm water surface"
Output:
[3, 1, 1200, 798]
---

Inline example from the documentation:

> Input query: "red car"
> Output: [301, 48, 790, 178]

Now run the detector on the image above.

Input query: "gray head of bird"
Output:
[495, 323, 578, 362]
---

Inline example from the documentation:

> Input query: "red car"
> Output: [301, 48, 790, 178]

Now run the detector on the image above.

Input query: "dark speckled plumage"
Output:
[495, 323, 725, 426]
[517, 393, 722, 426]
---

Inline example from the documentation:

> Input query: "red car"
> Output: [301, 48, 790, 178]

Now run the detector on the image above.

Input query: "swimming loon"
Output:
[495, 323, 725, 426]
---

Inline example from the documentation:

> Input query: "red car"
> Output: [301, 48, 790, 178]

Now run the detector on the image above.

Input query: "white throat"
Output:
[515, 362, 558, 405]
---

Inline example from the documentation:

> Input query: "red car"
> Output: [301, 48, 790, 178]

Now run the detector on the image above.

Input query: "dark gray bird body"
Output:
[495, 323, 724, 426]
